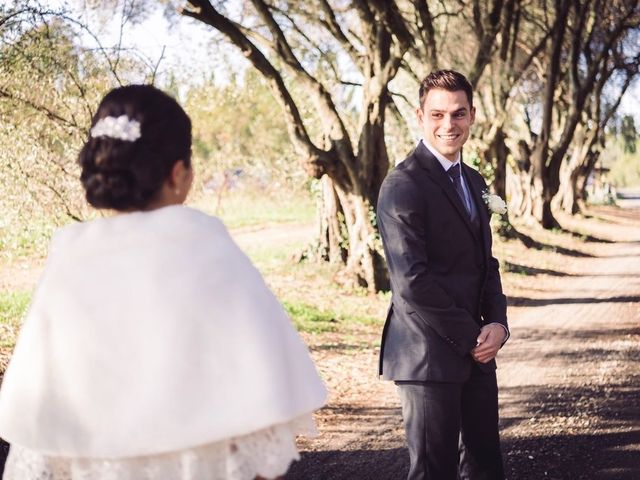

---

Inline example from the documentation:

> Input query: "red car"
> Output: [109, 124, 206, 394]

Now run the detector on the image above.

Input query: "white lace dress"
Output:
[3, 414, 315, 480]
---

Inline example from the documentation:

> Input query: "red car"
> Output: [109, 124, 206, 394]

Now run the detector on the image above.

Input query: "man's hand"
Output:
[471, 324, 507, 364]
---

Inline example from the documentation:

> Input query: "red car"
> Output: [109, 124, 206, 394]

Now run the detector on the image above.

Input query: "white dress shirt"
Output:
[421, 140, 474, 216]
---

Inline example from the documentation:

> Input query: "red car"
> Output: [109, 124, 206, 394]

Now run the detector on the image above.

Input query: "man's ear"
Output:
[416, 106, 424, 125]
[470, 106, 476, 125]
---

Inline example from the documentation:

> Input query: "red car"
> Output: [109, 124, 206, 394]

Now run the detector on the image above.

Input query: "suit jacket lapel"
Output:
[413, 142, 480, 241]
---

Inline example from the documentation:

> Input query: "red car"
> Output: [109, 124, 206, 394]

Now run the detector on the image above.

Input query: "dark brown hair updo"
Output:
[418, 70, 473, 110]
[78, 85, 192, 211]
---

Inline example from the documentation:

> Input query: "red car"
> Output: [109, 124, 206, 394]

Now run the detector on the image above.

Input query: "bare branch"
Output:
[317, 0, 362, 66]
[182, 0, 337, 179]
[468, 0, 505, 88]
[412, 0, 438, 68]
[0, 88, 81, 131]
[368, 0, 413, 52]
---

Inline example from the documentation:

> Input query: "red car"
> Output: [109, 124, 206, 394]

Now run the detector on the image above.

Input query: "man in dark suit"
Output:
[376, 70, 509, 480]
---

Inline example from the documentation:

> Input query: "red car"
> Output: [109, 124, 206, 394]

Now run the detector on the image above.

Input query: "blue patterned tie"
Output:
[447, 163, 471, 217]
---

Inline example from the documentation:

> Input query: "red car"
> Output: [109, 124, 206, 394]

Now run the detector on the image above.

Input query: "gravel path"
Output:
[287, 205, 640, 480]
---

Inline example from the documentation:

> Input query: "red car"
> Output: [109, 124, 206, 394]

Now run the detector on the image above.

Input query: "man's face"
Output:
[416, 88, 475, 161]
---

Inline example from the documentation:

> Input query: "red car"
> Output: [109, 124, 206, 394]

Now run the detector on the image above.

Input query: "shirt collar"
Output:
[420, 139, 461, 172]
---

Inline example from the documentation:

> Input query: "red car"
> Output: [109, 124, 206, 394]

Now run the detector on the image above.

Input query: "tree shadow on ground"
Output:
[508, 295, 640, 307]
[499, 325, 640, 364]
[558, 227, 616, 243]
[314, 343, 375, 352]
[500, 380, 640, 429]
[2, 378, 638, 480]
[499, 379, 640, 480]
[511, 228, 595, 257]
[504, 261, 639, 277]
[584, 211, 640, 227]
[287, 433, 640, 480]
[286, 447, 409, 479]
[503, 261, 575, 276]
[501, 430, 640, 480]
[510, 326, 640, 344]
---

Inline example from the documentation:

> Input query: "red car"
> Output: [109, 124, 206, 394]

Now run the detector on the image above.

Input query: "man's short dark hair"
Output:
[419, 70, 473, 109]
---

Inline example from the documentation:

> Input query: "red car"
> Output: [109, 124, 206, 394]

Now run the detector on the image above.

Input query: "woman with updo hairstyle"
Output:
[0, 85, 326, 480]
[79, 84, 193, 211]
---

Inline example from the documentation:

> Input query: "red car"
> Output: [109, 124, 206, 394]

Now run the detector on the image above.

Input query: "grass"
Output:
[192, 188, 316, 229]
[241, 240, 308, 271]
[0, 291, 30, 326]
[1, 188, 316, 262]
[284, 301, 339, 334]
[0, 291, 30, 349]
[0, 221, 57, 261]
[283, 297, 384, 335]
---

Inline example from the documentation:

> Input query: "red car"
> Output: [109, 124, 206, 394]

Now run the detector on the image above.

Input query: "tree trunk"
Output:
[308, 175, 389, 292]
[491, 129, 508, 200]
[508, 149, 560, 229]
[313, 175, 347, 264]
[327, 86, 391, 292]
[530, 175, 559, 229]
[485, 128, 518, 238]
[333, 187, 388, 291]
[525, 141, 561, 229]
[556, 144, 584, 215]
[578, 150, 601, 207]
[557, 167, 582, 214]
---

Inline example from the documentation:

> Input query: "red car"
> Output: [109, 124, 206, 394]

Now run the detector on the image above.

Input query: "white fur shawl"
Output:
[0, 206, 326, 458]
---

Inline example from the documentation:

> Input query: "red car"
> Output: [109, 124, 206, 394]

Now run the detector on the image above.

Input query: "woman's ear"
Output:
[168, 160, 188, 189]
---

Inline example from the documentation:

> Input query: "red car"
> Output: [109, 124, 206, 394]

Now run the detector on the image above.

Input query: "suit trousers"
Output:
[396, 365, 504, 480]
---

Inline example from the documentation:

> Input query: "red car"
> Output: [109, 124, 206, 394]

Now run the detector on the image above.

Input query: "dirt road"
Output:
[287, 205, 640, 480]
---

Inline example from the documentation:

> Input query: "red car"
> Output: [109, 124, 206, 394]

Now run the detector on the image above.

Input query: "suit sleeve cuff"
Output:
[488, 322, 510, 346]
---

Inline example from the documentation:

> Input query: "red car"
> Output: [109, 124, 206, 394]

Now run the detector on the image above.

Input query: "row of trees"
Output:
[177, 0, 640, 290]
[2, 1, 639, 291]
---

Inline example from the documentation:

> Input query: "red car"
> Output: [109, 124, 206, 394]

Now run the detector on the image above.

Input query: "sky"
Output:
[76, 3, 225, 81]
[48, 1, 640, 126]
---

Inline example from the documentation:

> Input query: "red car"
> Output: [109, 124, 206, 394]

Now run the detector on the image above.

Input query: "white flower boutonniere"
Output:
[482, 190, 507, 215]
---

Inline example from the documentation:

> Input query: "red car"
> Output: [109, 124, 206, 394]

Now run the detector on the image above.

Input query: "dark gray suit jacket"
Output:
[377, 142, 508, 382]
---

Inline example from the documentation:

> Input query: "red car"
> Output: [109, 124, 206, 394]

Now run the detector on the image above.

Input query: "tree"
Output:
[620, 114, 638, 154]
[170, 0, 640, 288]
[0, 1, 162, 254]
[514, 0, 639, 228]
[556, 57, 639, 214]
[469, 0, 551, 237]
[183, 69, 304, 212]
[176, 1, 407, 290]
[175, 0, 541, 290]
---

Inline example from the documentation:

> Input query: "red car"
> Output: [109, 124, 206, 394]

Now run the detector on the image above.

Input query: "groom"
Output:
[376, 70, 509, 479]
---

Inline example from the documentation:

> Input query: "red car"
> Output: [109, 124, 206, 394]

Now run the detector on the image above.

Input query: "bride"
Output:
[0, 84, 326, 480]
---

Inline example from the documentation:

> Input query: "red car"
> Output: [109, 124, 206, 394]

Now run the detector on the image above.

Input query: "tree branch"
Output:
[242, 0, 356, 167]
[181, 0, 333, 179]
[317, 0, 363, 67]
[412, 0, 438, 68]
[0, 88, 80, 131]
